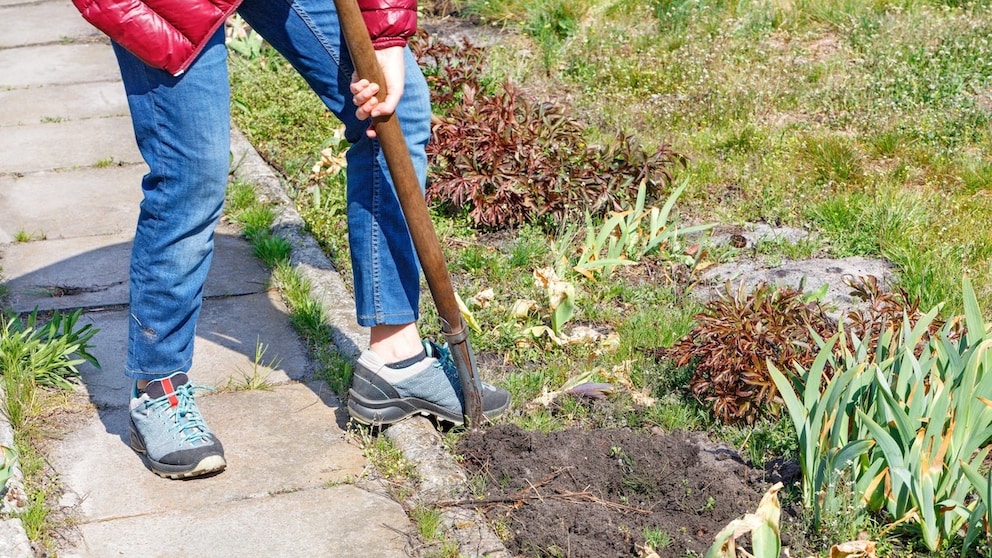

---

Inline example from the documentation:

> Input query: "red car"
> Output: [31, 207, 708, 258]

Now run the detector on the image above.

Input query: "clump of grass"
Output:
[235, 205, 276, 242]
[253, 235, 292, 268]
[350, 424, 418, 484]
[271, 263, 325, 336]
[0, 310, 98, 397]
[225, 180, 293, 267]
[225, 338, 279, 391]
[0, 311, 98, 549]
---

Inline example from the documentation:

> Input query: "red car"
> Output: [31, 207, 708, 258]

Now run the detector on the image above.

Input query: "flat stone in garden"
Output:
[698, 256, 895, 316]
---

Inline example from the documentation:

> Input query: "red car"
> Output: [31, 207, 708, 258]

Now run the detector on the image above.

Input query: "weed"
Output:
[253, 234, 292, 268]
[349, 423, 418, 483]
[226, 338, 279, 391]
[0, 309, 98, 397]
[752, 236, 822, 262]
[312, 345, 353, 396]
[798, 133, 864, 187]
[234, 205, 276, 242]
[271, 263, 326, 337]
[700, 496, 716, 513]
[16, 489, 51, 541]
[422, 540, 460, 558]
[522, 0, 591, 68]
[225, 180, 258, 215]
[410, 505, 444, 540]
[643, 526, 673, 550]
[13, 230, 32, 243]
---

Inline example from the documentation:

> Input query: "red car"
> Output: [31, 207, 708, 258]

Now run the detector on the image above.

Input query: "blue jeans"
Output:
[113, 0, 431, 381]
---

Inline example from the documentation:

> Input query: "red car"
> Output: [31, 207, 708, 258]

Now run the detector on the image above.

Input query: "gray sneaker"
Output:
[348, 340, 511, 426]
[129, 372, 226, 479]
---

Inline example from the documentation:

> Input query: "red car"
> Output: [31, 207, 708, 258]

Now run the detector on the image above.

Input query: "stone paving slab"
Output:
[67, 484, 411, 558]
[54, 382, 365, 520]
[0, 116, 141, 174]
[0, 81, 129, 127]
[0, 228, 271, 312]
[0, 0, 100, 48]
[75, 292, 312, 407]
[0, 43, 119, 89]
[0, 165, 144, 241]
[0, 0, 45, 7]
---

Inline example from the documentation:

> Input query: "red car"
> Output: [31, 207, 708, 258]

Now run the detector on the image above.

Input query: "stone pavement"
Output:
[0, 1, 507, 556]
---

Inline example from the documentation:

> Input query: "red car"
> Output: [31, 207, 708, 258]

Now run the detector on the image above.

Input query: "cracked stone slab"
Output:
[53, 382, 366, 522]
[0, 166, 144, 241]
[75, 292, 312, 407]
[0, 228, 270, 312]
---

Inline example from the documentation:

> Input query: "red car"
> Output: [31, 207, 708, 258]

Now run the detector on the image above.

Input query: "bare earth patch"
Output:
[458, 424, 776, 557]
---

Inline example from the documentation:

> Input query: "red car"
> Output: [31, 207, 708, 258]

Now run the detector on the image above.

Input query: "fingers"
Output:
[350, 46, 407, 138]
[350, 78, 380, 122]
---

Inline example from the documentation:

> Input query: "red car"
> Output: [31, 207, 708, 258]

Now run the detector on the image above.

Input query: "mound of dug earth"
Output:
[458, 424, 770, 557]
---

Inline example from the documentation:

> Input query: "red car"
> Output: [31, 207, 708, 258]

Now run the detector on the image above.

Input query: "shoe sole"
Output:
[129, 428, 227, 480]
[347, 389, 509, 427]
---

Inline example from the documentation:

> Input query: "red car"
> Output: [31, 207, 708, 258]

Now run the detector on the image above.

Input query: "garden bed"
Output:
[457, 423, 797, 557]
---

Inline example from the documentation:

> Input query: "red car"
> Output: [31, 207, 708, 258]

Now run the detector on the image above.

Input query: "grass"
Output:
[538, 0, 992, 311]
[0, 311, 98, 550]
[224, 337, 279, 391]
[226, 1, 992, 553]
[223, 181, 358, 395]
[409, 506, 461, 558]
[642, 526, 673, 551]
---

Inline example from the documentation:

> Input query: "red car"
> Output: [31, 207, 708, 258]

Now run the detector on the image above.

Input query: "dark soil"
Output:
[458, 424, 785, 557]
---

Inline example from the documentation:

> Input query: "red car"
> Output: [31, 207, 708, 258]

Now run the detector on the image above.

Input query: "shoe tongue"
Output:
[145, 373, 189, 401]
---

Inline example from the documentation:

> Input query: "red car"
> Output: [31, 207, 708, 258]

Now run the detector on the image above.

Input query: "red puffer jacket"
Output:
[72, 0, 416, 76]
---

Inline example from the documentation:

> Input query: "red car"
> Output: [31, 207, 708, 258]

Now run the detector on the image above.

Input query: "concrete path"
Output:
[0, 2, 421, 556]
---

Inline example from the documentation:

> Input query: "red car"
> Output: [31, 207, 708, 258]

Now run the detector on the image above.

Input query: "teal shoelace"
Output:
[146, 383, 215, 446]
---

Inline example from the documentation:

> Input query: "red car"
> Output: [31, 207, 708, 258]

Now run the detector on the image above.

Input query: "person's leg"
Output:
[113, 30, 229, 478]
[238, 0, 429, 355]
[239, 0, 509, 425]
